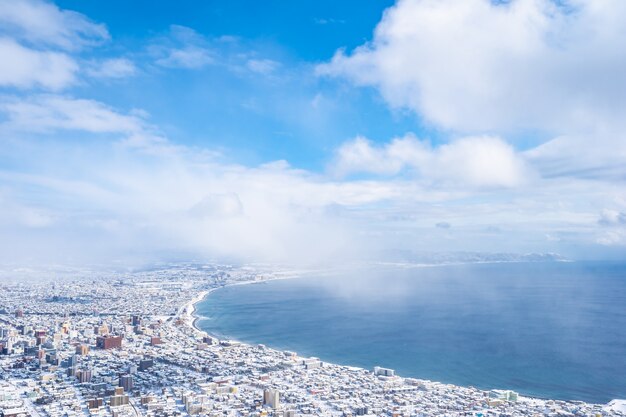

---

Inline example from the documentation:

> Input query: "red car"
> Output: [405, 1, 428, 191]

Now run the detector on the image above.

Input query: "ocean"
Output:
[195, 262, 626, 403]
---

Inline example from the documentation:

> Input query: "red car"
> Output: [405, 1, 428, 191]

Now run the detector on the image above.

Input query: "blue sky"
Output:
[58, 0, 416, 169]
[1, 0, 626, 265]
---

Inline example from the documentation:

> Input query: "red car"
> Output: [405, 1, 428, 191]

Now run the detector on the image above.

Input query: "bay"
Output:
[196, 262, 626, 403]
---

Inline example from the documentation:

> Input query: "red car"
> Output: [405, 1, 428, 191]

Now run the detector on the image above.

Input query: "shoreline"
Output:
[180, 265, 623, 407]
[186, 274, 303, 337]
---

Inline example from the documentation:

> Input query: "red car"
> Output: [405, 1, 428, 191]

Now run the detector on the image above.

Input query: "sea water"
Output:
[195, 262, 626, 403]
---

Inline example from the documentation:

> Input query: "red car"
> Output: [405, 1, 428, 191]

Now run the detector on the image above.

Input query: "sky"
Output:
[0, 0, 625, 266]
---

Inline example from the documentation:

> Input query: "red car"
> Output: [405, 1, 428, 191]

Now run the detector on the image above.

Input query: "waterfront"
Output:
[196, 262, 626, 404]
[2, 262, 624, 417]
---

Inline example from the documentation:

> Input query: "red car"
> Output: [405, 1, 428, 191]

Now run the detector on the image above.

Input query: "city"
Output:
[1, 264, 624, 417]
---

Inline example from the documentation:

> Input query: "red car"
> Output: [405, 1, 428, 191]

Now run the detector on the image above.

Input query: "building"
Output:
[139, 358, 154, 371]
[94, 324, 109, 335]
[77, 369, 93, 383]
[87, 398, 103, 410]
[1, 408, 28, 417]
[373, 366, 395, 377]
[65, 354, 78, 367]
[76, 344, 90, 355]
[489, 389, 519, 402]
[150, 336, 162, 346]
[119, 375, 133, 392]
[96, 335, 122, 350]
[109, 387, 129, 407]
[263, 389, 280, 409]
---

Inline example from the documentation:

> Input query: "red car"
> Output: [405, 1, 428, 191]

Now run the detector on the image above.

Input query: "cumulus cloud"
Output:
[332, 134, 529, 188]
[318, 0, 626, 134]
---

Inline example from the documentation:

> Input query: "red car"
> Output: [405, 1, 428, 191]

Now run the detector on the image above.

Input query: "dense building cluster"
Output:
[0, 264, 624, 417]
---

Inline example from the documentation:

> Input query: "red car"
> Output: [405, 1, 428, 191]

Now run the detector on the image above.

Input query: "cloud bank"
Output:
[1, 0, 626, 267]
[318, 0, 626, 134]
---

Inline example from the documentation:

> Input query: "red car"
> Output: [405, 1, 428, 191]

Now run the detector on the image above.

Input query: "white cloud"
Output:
[524, 134, 626, 181]
[0, 38, 78, 89]
[318, 0, 626, 134]
[152, 25, 214, 69]
[0, 0, 112, 91]
[246, 59, 280, 75]
[156, 46, 213, 69]
[596, 230, 626, 246]
[0, 0, 109, 50]
[190, 193, 244, 218]
[598, 209, 626, 226]
[0, 190, 54, 228]
[333, 134, 529, 188]
[86, 58, 137, 79]
[0, 94, 187, 158]
[0, 95, 145, 133]
[0, 106, 624, 264]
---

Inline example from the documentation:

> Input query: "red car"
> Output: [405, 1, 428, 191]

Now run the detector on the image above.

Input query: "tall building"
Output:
[77, 369, 92, 383]
[119, 375, 133, 392]
[96, 335, 122, 350]
[263, 389, 280, 409]
[110, 387, 129, 407]
[66, 354, 78, 367]
[87, 398, 103, 410]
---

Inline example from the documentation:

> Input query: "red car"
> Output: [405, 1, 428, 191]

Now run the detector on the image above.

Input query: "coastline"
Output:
[185, 274, 303, 337]
[178, 264, 625, 407]
[180, 279, 556, 406]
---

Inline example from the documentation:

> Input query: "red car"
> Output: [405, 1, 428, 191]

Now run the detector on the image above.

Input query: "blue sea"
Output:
[195, 262, 626, 404]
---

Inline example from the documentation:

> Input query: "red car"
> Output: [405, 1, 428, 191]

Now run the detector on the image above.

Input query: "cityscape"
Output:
[1, 264, 625, 417]
[1, 0, 626, 416]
